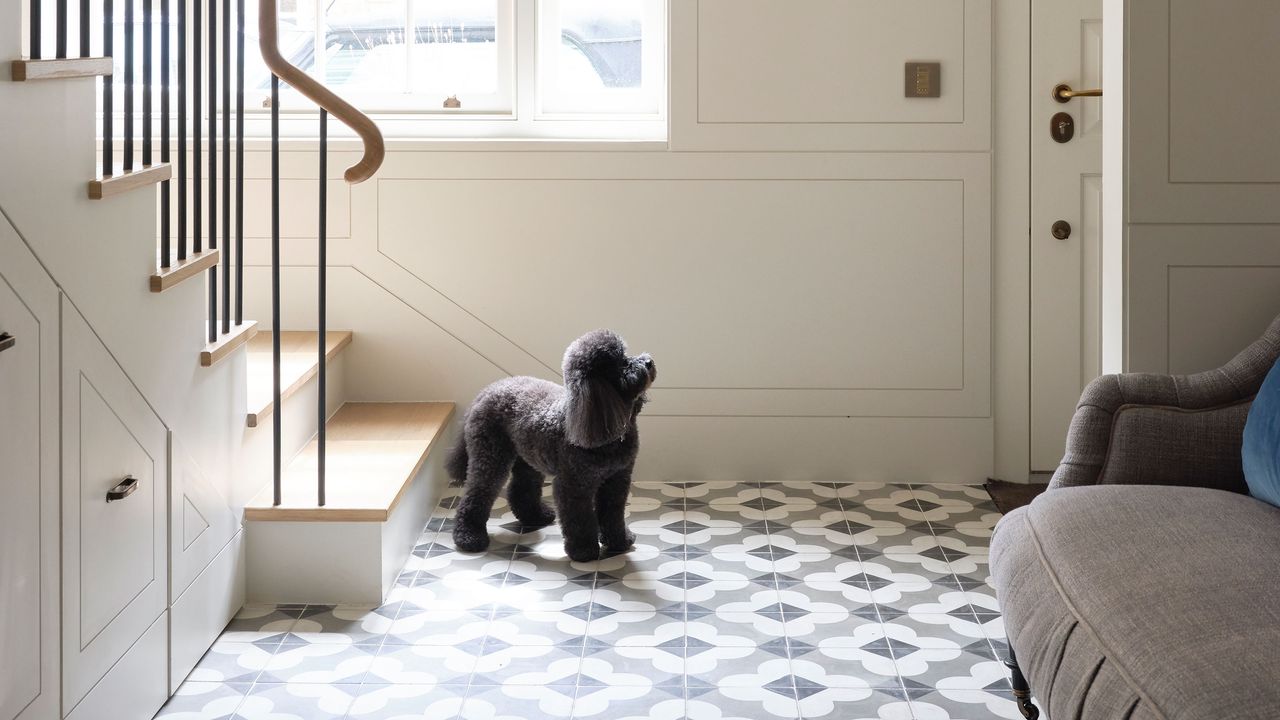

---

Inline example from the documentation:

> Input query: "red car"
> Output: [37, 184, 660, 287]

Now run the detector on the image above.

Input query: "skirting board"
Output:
[245, 438, 445, 605]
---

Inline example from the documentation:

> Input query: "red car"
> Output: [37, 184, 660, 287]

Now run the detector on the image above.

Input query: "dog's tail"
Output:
[445, 424, 468, 487]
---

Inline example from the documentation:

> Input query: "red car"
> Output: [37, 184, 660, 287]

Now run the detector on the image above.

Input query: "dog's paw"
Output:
[518, 504, 557, 531]
[453, 525, 491, 554]
[565, 541, 602, 563]
[601, 529, 636, 553]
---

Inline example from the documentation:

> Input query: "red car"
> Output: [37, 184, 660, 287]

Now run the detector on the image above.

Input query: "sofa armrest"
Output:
[1096, 402, 1251, 491]
[1048, 314, 1280, 490]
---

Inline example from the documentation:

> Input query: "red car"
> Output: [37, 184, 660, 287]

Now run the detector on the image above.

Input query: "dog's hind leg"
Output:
[597, 467, 636, 554]
[452, 432, 516, 554]
[507, 459, 556, 530]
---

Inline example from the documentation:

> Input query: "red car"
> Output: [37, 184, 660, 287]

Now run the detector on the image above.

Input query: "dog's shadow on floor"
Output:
[467, 536, 666, 606]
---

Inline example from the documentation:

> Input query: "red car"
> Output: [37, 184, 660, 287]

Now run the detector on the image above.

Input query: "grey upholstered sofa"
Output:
[991, 315, 1280, 720]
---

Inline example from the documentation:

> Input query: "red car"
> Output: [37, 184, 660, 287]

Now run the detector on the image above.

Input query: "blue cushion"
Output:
[1243, 358, 1280, 507]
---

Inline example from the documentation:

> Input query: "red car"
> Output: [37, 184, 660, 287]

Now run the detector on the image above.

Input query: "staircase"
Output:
[239, 329, 454, 603]
[5, 0, 454, 716]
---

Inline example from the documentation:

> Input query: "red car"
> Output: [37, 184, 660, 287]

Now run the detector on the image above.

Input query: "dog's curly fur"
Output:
[446, 329, 656, 562]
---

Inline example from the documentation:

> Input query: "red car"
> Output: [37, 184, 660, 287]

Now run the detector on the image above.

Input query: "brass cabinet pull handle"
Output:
[0, 332, 14, 353]
[107, 476, 139, 502]
[1054, 83, 1103, 103]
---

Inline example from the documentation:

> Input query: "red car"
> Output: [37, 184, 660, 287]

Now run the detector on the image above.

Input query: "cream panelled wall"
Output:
[1108, 0, 1280, 375]
[241, 0, 1028, 484]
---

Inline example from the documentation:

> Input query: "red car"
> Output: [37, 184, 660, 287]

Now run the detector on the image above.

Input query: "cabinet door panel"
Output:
[0, 217, 59, 720]
[61, 299, 169, 713]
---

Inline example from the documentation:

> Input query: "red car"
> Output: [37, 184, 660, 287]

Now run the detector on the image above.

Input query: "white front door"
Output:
[1030, 0, 1105, 471]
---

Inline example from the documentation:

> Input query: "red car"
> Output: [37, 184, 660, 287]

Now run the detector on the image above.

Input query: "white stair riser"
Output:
[245, 444, 448, 605]
[234, 351, 348, 510]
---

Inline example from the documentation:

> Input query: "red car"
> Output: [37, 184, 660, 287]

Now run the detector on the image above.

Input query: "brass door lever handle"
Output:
[1054, 83, 1103, 103]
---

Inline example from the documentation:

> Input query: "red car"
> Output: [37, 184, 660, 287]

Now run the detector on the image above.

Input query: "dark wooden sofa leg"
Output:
[1004, 647, 1041, 720]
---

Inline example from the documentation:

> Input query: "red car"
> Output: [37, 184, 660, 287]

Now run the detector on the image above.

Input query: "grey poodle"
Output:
[446, 329, 656, 562]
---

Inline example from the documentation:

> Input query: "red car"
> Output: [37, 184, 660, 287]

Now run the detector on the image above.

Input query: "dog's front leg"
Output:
[554, 475, 602, 562]
[597, 468, 636, 554]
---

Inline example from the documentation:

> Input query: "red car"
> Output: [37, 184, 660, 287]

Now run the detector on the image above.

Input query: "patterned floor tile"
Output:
[219, 605, 300, 643]
[367, 642, 478, 684]
[257, 643, 376, 684]
[463, 684, 575, 719]
[154, 681, 249, 719]
[187, 642, 273, 684]
[686, 686, 799, 720]
[909, 689, 1021, 720]
[344, 683, 466, 719]
[289, 605, 393, 644]
[573, 686, 683, 719]
[471, 645, 582, 686]
[184, 481, 1020, 720]
[382, 605, 492, 645]
[584, 610, 681, 646]
[685, 648, 788, 686]
[231, 683, 358, 719]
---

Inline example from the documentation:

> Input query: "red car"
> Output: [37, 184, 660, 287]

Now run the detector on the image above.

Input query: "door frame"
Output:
[993, 0, 1033, 483]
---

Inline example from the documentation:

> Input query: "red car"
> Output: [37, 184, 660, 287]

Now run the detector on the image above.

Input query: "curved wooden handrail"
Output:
[259, 0, 384, 183]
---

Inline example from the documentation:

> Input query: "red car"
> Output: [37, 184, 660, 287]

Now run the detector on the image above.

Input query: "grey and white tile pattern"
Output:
[157, 482, 1017, 719]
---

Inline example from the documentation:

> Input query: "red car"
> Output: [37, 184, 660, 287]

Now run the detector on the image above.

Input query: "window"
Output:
[245, 0, 667, 139]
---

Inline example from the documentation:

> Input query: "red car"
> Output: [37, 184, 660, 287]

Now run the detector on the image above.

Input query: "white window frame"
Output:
[254, 0, 667, 141]
[536, 0, 666, 117]
[289, 0, 515, 114]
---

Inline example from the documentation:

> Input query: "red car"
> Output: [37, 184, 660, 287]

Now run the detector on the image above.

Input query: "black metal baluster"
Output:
[220, 0, 230, 333]
[56, 0, 67, 58]
[193, 0, 201, 254]
[160, 0, 170, 268]
[102, 0, 113, 172]
[207, 0, 217, 343]
[177, 0, 187, 260]
[79, 0, 89, 56]
[123, 0, 133, 171]
[55, 0, 67, 57]
[234, 0, 244, 325]
[142, 0, 152, 167]
[318, 109, 327, 507]
[30, 0, 41, 59]
[271, 75, 282, 506]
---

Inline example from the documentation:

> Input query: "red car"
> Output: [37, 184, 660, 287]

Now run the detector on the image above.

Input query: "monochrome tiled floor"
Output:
[157, 481, 1016, 720]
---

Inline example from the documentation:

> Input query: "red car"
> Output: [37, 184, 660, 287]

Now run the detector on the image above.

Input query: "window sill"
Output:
[242, 137, 670, 153]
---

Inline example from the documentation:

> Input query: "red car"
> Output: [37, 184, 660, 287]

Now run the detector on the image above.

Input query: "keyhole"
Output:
[1050, 112, 1075, 143]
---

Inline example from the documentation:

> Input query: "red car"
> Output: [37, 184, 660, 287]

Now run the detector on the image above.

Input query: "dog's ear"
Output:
[565, 372, 631, 448]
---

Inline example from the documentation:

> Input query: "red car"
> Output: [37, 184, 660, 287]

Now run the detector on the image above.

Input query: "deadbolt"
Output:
[1051, 220, 1072, 240]
[1050, 112, 1075, 143]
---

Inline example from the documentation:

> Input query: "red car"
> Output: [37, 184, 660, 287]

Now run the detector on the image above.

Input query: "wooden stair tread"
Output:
[88, 163, 171, 199]
[244, 402, 455, 522]
[245, 330, 353, 428]
[200, 321, 258, 367]
[12, 57, 113, 81]
[150, 248, 219, 292]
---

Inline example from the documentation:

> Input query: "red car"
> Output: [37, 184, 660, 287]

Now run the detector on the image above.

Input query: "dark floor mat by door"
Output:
[984, 479, 1049, 514]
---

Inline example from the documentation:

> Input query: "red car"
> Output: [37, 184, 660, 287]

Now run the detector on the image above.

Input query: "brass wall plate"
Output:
[905, 62, 941, 98]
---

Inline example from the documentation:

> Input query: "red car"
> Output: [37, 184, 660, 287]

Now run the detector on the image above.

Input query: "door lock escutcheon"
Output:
[1052, 220, 1072, 240]
[1051, 112, 1075, 143]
